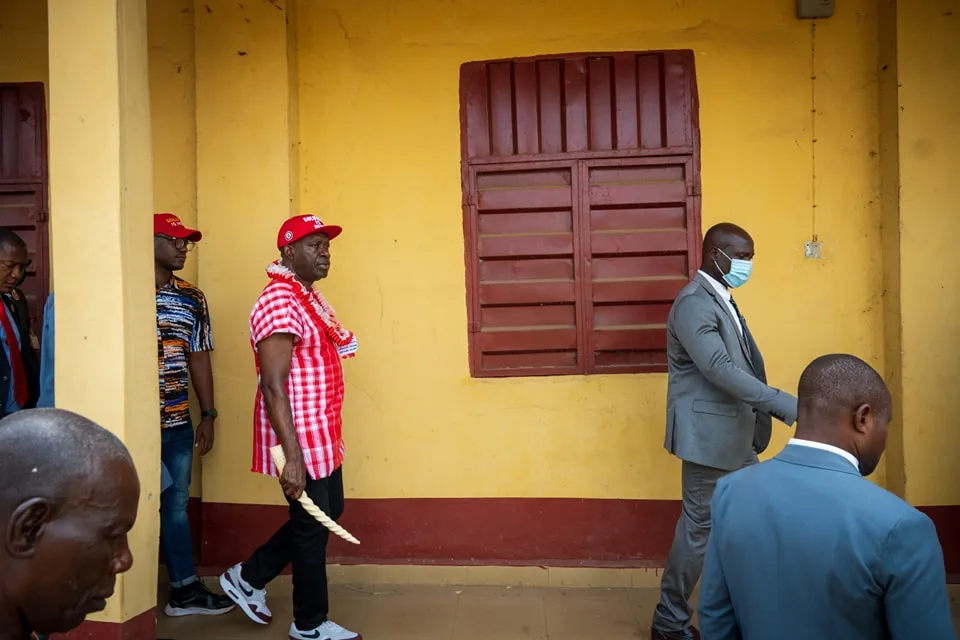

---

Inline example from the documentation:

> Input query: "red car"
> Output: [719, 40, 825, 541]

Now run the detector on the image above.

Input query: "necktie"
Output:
[729, 297, 743, 321]
[729, 297, 751, 355]
[0, 302, 28, 407]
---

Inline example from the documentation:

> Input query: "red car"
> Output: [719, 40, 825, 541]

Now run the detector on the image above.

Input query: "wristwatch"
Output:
[201, 409, 219, 421]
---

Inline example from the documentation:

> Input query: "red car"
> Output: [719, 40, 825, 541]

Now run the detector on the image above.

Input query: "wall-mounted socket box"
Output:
[798, 0, 834, 19]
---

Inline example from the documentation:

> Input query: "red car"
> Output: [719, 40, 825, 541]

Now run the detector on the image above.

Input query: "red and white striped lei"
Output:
[266, 260, 358, 358]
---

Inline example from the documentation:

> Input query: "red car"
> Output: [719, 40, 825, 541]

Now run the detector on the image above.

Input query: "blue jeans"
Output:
[160, 427, 198, 588]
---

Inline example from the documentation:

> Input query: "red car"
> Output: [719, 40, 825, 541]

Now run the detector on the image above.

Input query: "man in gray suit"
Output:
[652, 223, 799, 640]
[699, 354, 955, 639]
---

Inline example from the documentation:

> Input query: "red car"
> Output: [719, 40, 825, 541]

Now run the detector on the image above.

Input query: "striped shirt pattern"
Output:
[157, 276, 213, 430]
[249, 279, 345, 480]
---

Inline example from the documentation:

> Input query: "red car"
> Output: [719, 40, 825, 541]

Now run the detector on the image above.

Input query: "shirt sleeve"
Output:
[250, 285, 304, 345]
[190, 290, 214, 352]
[36, 293, 55, 408]
[880, 511, 955, 639]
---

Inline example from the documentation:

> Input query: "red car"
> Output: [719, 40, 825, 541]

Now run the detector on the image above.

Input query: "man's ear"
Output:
[6, 498, 52, 559]
[852, 403, 873, 436]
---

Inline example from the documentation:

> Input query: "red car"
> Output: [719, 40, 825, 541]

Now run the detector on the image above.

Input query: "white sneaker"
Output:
[218, 563, 272, 625]
[289, 620, 361, 640]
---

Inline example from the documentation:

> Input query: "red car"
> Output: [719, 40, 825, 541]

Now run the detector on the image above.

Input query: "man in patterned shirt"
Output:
[154, 213, 233, 617]
[219, 215, 360, 640]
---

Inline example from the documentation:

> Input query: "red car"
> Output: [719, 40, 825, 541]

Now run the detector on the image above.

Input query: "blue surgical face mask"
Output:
[715, 249, 753, 288]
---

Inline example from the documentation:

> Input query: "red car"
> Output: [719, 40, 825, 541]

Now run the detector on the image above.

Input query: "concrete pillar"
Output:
[894, 0, 960, 509]
[48, 0, 160, 636]
[877, 0, 905, 498]
[879, 0, 960, 576]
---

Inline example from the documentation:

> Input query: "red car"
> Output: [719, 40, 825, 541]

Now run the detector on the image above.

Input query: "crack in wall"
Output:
[810, 19, 818, 239]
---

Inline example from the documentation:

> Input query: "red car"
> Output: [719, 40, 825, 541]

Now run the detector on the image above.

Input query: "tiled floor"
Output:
[159, 578, 960, 639]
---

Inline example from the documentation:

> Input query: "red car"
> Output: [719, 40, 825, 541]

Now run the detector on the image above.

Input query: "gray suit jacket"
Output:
[664, 273, 797, 471]
[699, 445, 956, 640]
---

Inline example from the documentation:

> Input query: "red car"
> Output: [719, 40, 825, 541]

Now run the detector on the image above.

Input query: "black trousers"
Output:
[241, 467, 345, 628]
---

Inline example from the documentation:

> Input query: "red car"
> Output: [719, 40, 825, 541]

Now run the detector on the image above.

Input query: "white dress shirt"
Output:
[787, 438, 860, 471]
[697, 269, 743, 336]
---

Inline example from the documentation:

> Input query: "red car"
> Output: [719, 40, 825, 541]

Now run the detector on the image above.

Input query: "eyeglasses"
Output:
[158, 235, 195, 252]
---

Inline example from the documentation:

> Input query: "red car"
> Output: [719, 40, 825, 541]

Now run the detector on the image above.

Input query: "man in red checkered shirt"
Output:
[219, 215, 360, 640]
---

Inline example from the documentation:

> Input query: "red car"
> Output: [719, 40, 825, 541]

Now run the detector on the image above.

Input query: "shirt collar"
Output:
[697, 269, 731, 302]
[787, 438, 860, 471]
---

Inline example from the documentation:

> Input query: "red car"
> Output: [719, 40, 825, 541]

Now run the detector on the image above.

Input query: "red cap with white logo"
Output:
[277, 215, 342, 249]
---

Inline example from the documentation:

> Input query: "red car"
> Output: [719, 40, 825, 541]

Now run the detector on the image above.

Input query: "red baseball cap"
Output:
[277, 214, 342, 249]
[154, 213, 202, 241]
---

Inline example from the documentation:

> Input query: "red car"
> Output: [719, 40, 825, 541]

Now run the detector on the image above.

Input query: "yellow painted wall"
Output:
[148, 0, 198, 264]
[193, 0, 302, 506]
[896, 0, 960, 505]
[14, 0, 945, 515]
[196, 0, 886, 506]
[0, 0, 48, 85]
[147, 0, 204, 497]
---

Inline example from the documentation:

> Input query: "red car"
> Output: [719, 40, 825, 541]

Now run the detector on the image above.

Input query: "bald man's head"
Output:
[702, 223, 754, 288]
[0, 409, 133, 513]
[0, 409, 140, 637]
[796, 355, 892, 476]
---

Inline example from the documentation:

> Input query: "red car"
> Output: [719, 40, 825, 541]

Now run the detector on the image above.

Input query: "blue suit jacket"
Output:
[36, 292, 54, 408]
[699, 444, 956, 640]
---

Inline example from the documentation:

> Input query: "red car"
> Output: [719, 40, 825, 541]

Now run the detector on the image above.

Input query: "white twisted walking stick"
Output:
[269, 445, 360, 545]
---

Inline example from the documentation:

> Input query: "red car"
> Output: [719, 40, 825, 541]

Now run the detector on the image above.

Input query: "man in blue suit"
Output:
[698, 354, 955, 640]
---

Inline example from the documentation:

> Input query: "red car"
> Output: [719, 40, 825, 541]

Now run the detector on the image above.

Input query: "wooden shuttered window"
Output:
[470, 165, 581, 374]
[460, 52, 701, 378]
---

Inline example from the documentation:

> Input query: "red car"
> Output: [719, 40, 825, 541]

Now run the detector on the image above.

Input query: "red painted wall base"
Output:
[919, 505, 960, 580]
[193, 498, 960, 581]
[202, 498, 681, 569]
[56, 608, 156, 640]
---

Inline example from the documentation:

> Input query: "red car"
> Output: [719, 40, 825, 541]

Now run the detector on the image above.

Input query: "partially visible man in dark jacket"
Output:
[0, 229, 39, 418]
[0, 229, 43, 639]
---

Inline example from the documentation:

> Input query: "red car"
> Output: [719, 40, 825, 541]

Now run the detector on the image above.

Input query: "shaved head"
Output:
[703, 223, 750, 258]
[0, 409, 132, 514]
[0, 409, 140, 637]
[798, 355, 891, 422]
[702, 223, 754, 286]
[796, 355, 892, 475]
